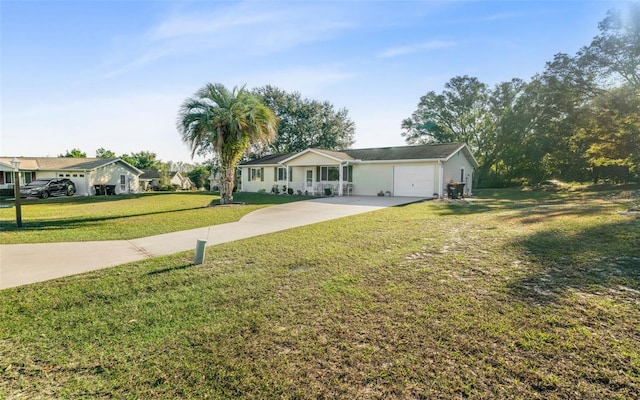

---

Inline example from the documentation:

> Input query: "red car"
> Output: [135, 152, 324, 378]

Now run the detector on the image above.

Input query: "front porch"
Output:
[284, 181, 353, 196]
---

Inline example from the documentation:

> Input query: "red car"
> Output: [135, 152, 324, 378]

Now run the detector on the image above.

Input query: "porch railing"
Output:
[286, 182, 353, 196]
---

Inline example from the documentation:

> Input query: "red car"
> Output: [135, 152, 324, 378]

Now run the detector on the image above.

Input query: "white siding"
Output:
[241, 166, 278, 193]
[286, 152, 339, 167]
[352, 164, 393, 196]
[93, 164, 140, 194]
[442, 150, 475, 196]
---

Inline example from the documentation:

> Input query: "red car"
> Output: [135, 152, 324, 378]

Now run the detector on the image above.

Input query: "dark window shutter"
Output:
[261, 168, 264, 182]
[274, 167, 277, 181]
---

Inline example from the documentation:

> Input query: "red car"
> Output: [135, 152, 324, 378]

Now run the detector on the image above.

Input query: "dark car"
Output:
[19, 178, 76, 199]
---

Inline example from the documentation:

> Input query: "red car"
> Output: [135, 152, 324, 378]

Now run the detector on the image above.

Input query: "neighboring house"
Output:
[170, 171, 193, 190]
[0, 157, 143, 196]
[139, 169, 162, 191]
[239, 142, 479, 199]
[140, 170, 194, 191]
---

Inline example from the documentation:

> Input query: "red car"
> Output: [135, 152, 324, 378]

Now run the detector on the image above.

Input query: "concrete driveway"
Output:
[0, 196, 425, 289]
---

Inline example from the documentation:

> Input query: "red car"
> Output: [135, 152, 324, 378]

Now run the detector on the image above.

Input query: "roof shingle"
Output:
[240, 143, 469, 165]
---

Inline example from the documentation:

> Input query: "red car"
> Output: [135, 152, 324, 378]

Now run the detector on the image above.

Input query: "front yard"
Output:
[1, 185, 638, 398]
[0, 192, 313, 243]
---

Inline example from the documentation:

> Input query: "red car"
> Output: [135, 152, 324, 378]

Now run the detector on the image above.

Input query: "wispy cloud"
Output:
[101, 48, 173, 79]
[150, 10, 279, 41]
[474, 11, 525, 22]
[100, 2, 355, 79]
[378, 40, 457, 58]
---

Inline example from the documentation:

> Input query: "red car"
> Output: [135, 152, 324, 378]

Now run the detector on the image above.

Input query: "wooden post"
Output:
[13, 170, 22, 228]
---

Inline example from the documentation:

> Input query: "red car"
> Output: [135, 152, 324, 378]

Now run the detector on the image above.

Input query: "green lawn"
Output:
[0, 192, 313, 243]
[1, 185, 639, 399]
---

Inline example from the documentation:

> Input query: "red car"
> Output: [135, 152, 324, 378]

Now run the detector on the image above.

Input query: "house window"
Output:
[120, 174, 126, 191]
[320, 166, 339, 181]
[276, 167, 287, 181]
[5, 172, 13, 184]
[249, 168, 263, 181]
[460, 168, 465, 182]
[342, 165, 353, 182]
[22, 172, 32, 184]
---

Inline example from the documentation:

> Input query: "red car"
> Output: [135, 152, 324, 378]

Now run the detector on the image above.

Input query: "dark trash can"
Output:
[447, 183, 456, 199]
[447, 182, 465, 199]
[94, 185, 104, 195]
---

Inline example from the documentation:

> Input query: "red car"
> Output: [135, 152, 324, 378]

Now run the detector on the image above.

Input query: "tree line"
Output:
[401, 4, 639, 187]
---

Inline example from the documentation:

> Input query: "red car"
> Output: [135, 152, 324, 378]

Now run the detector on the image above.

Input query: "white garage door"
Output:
[394, 165, 434, 197]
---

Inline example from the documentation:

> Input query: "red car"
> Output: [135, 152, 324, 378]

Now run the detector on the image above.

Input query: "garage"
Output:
[70, 177, 88, 196]
[393, 165, 435, 197]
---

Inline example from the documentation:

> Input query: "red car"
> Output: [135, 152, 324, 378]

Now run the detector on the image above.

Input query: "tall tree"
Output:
[96, 148, 116, 158]
[177, 83, 278, 204]
[584, 3, 640, 88]
[401, 75, 489, 151]
[482, 78, 528, 185]
[59, 148, 86, 158]
[575, 85, 640, 171]
[254, 85, 355, 154]
[189, 165, 211, 190]
[120, 151, 160, 170]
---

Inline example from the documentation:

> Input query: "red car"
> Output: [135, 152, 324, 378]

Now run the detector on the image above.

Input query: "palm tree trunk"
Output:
[219, 165, 235, 204]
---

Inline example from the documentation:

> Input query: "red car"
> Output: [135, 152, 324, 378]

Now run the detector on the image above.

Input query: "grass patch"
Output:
[0, 192, 312, 243]
[1, 185, 638, 398]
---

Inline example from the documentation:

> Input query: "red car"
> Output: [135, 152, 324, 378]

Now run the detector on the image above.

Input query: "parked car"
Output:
[19, 178, 76, 198]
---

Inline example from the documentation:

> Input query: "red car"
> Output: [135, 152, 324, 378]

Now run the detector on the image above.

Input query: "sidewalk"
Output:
[0, 196, 424, 289]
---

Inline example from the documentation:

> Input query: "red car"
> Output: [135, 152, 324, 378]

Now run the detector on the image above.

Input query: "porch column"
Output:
[338, 162, 343, 196]
[85, 172, 91, 196]
[438, 160, 444, 199]
[283, 162, 289, 194]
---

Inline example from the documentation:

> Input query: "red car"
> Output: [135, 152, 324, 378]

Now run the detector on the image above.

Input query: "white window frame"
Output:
[320, 166, 339, 182]
[276, 167, 287, 181]
[249, 168, 262, 181]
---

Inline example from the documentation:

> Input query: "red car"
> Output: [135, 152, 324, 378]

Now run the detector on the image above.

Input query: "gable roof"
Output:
[278, 148, 356, 164]
[0, 157, 143, 175]
[140, 169, 162, 179]
[241, 153, 295, 166]
[344, 143, 466, 161]
[240, 143, 478, 167]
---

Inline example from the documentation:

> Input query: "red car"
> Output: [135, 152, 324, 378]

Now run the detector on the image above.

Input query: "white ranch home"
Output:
[0, 157, 142, 196]
[239, 142, 479, 199]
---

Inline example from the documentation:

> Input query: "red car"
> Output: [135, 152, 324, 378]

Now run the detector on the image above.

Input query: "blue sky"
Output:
[1, 0, 630, 164]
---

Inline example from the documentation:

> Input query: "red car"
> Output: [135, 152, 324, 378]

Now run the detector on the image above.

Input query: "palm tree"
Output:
[177, 83, 278, 204]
